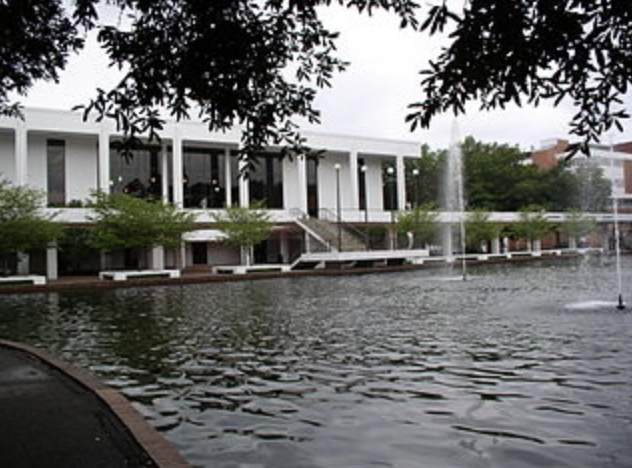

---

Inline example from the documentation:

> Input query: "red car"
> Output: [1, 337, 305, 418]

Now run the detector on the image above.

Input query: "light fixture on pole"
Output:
[335, 163, 342, 252]
[412, 168, 420, 208]
[360, 164, 369, 248]
[387, 165, 396, 250]
[360, 164, 368, 223]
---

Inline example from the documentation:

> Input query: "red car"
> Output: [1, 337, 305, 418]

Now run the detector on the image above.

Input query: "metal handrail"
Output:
[318, 208, 370, 250]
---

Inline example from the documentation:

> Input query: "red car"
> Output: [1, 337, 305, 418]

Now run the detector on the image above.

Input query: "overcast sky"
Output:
[19, 5, 632, 152]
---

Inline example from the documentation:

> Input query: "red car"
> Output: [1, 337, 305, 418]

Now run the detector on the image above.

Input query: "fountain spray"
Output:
[609, 143, 625, 310]
[448, 120, 467, 281]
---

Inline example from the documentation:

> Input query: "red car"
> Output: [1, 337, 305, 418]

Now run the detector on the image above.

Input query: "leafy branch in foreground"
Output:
[407, 0, 632, 155]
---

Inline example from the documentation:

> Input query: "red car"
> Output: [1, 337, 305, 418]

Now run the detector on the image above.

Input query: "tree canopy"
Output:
[394, 203, 438, 248]
[211, 202, 274, 265]
[408, 136, 612, 211]
[2, 1, 630, 161]
[87, 191, 196, 253]
[0, 179, 62, 260]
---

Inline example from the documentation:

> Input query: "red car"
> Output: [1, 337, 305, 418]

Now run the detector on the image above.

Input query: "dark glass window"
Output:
[249, 153, 284, 208]
[47, 140, 65, 206]
[183, 147, 225, 208]
[230, 151, 241, 207]
[307, 156, 319, 217]
[405, 159, 421, 208]
[382, 161, 398, 211]
[110, 144, 162, 200]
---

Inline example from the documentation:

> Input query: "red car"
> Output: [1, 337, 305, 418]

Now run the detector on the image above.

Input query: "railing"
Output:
[318, 208, 370, 250]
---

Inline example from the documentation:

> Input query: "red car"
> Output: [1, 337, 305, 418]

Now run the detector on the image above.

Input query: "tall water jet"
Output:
[441, 120, 467, 280]
[609, 143, 625, 310]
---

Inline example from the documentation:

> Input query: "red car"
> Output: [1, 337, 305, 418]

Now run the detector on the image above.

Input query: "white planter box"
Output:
[99, 270, 180, 281]
[0, 275, 46, 286]
[213, 265, 291, 275]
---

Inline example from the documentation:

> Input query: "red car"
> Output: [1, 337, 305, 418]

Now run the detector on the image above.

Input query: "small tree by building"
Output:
[512, 206, 551, 252]
[559, 210, 599, 249]
[465, 210, 503, 253]
[0, 179, 63, 274]
[211, 202, 274, 266]
[395, 203, 438, 249]
[87, 192, 196, 269]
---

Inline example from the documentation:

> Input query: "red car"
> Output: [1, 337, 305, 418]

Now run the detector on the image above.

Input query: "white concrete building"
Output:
[0, 108, 427, 277]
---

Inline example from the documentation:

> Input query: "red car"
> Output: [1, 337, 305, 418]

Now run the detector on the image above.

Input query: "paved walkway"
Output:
[0, 342, 189, 468]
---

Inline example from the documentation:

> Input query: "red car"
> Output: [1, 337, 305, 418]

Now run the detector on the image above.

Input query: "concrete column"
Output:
[161, 142, 169, 202]
[239, 158, 249, 207]
[16, 251, 29, 275]
[279, 231, 290, 263]
[305, 232, 312, 253]
[224, 148, 232, 207]
[533, 238, 542, 253]
[15, 122, 27, 186]
[491, 237, 501, 254]
[175, 245, 187, 270]
[348, 151, 359, 210]
[149, 246, 165, 270]
[98, 124, 110, 192]
[100, 251, 108, 270]
[172, 130, 184, 207]
[46, 247, 58, 280]
[297, 154, 308, 214]
[396, 155, 406, 211]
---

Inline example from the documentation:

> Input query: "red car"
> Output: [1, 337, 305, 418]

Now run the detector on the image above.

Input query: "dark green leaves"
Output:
[408, 0, 632, 150]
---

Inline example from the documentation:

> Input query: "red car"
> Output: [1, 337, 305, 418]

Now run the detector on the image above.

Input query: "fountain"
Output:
[441, 120, 467, 280]
[610, 144, 626, 310]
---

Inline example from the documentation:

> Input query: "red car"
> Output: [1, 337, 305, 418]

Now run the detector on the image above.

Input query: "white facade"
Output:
[0, 108, 425, 275]
[0, 108, 420, 221]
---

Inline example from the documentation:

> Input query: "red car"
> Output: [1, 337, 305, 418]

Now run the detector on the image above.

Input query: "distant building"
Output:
[530, 138, 632, 209]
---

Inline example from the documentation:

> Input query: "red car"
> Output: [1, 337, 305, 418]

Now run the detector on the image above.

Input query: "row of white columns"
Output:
[13, 124, 410, 213]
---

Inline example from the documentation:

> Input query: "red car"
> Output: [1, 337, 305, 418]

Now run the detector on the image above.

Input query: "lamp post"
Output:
[360, 164, 369, 248]
[387, 165, 396, 250]
[360, 164, 368, 223]
[335, 163, 342, 252]
[412, 168, 420, 208]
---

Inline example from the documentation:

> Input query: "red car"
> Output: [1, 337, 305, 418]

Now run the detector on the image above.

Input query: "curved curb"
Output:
[0, 339, 191, 468]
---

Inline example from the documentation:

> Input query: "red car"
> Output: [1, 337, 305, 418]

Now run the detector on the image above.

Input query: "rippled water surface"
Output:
[1, 258, 632, 468]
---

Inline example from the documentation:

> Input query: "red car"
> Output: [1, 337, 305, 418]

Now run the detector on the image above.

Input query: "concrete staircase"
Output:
[297, 217, 367, 252]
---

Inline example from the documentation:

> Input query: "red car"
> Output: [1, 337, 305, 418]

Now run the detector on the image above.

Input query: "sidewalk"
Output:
[0, 341, 190, 468]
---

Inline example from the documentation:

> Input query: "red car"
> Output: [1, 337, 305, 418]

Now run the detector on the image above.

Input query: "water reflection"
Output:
[0, 258, 631, 468]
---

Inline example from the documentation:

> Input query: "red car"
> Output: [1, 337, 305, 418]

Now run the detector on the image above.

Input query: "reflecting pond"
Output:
[1, 258, 632, 468]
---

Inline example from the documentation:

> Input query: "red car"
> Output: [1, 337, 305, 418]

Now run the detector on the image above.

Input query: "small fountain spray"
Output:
[609, 143, 625, 310]
[443, 120, 467, 281]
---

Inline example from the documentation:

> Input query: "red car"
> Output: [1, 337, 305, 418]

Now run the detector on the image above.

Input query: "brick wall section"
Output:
[531, 140, 569, 169]
[615, 142, 632, 194]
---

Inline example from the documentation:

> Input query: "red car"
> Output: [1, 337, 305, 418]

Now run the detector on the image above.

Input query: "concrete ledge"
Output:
[213, 264, 291, 275]
[0, 275, 46, 286]
[99, 269, 181, 281]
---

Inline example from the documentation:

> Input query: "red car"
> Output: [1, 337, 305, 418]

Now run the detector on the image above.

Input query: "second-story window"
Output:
[47, 139, 65, 207]
[183, 147, 225, 208]
[109, 144, 162, 200]
[249, 153, 284, 209]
